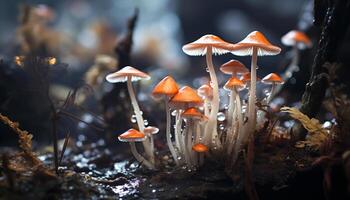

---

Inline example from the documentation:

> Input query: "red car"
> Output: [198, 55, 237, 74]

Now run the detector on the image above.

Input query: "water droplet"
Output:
[171, 110, 178, 116]
[144, 120, 148, 126]
[131, 115, 137, 123]
[177, 156, 182, 160]
[206, 67, 209, 72]
[219, 124, 225, 130]
[264, 88, 271, 96]
[217, 112, 226, 121]
[152, 189, 156, 193]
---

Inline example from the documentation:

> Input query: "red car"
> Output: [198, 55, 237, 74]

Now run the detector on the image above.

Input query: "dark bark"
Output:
[101, 9, 139, 132]
[293, 0, 350, 140]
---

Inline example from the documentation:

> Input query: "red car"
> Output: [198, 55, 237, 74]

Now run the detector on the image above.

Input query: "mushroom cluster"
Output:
[105, 30, 310, 170]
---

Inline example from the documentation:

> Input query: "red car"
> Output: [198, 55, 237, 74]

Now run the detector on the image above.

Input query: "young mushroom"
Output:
[182, 35, 233, 147]
[181, 107, 208, 166]
[169, 86, 204, 164]
[118, 129, 154, 169]
[261, 73, 284, 103]
[152, 76, 179, 165]
[106, 66, 154, 165]
[275, 30, 312, 96]
[220, 59, 248, 127]
[223, 77, 245, 153]
[192, 143, 209, 166]
[230, 31, 281, 144]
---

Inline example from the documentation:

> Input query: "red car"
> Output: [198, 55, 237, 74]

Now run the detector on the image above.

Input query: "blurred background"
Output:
[0, 0, 316, 147]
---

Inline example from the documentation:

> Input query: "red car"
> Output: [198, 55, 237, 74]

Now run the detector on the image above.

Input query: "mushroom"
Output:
[197, 84, 213, 116]
[106, 66, 154, 164]
[118, 129, 154, 169]
[230, 31, 281, 144]
[276, 30, 312, 96]
[281, 30, 312, 78]
[220, 59, 249, 77]
[181, 107, 208, 166]
[144, 126, 160, 136]
[261, 73, 284, 103]
[152, 76, 179, 165]
[170, 86, 204, 164]
[182, 35, 233, 147]
[192, 143, 209, 166]
[220, 59, 248, 127]
[223, 77, 245, 153]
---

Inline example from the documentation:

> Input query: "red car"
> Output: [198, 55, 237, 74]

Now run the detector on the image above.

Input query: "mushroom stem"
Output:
[266, 83, 276, 103]
[129, 142, 154, 169]
[165, 99, 179, 165]
[126, 76, 154, 164]
[204, 46, 220, 147]
[182, 119, 191, 165]
[231, 88, 243, 156]
[274, 46, 299, 97]
[247, 47, 258, 142]
[227, 90, 235, 128]
[204, 99, 210, 117]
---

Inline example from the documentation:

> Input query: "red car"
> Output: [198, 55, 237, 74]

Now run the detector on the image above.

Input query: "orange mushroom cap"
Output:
[152, 76, 179, 100]
[197, 84, 213, 100]
[230, 31, 281, 56]
[169, 86, 204, 109]
[192, 143, 209, 153]
[182, 34, 233, 56]
[281, 30, 312, 49]
[220, 59, 249, 75]
[181, 107, 208, 121]
[118, 129, 146, 142]
[224, 77, 246, 91]
[262, 73, 284, 84]
[106, 66, 150, 83]
[240, 73, 261, 83]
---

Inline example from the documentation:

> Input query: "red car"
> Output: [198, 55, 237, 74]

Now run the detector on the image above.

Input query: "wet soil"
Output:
[0, 137, 331, 200]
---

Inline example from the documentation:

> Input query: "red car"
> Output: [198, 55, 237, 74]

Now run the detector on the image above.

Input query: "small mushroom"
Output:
[182, 107, 208, 166]
[152, 76, 179, 165]
[183, 35, 233, 147]
[223, 77, 245, 154]
[220, 59, 249, 77]
[277, 30, 312, 96]
[261, 73, 284, 103]
[106, 66, 154, 165]
[170, 86, 203, 164]
[192, 143, 209, 166]
[118, 129, 154, 169]
[144, 126, 160, 136]
[230, 31, 281, 147]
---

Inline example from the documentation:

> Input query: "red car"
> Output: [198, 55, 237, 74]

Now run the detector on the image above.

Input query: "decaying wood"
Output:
[294, 0, 350, 140]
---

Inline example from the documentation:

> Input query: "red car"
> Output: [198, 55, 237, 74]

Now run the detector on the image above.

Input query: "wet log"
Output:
[293, 0, 350, 140]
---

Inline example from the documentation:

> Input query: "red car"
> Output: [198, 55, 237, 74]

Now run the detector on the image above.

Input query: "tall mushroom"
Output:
[118, 129, 154, 169]
[275, 30, 312, 96]
[169, 86, 203, 164]
[152, 76, 179, 165]
[182, 35, 233, 146]
[230, 31, 281, 143]
[220, 59, 248, 127]
[223, 77, 245, 154]
[106, 66, 154, 163]
[261, 73, 284, 103]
